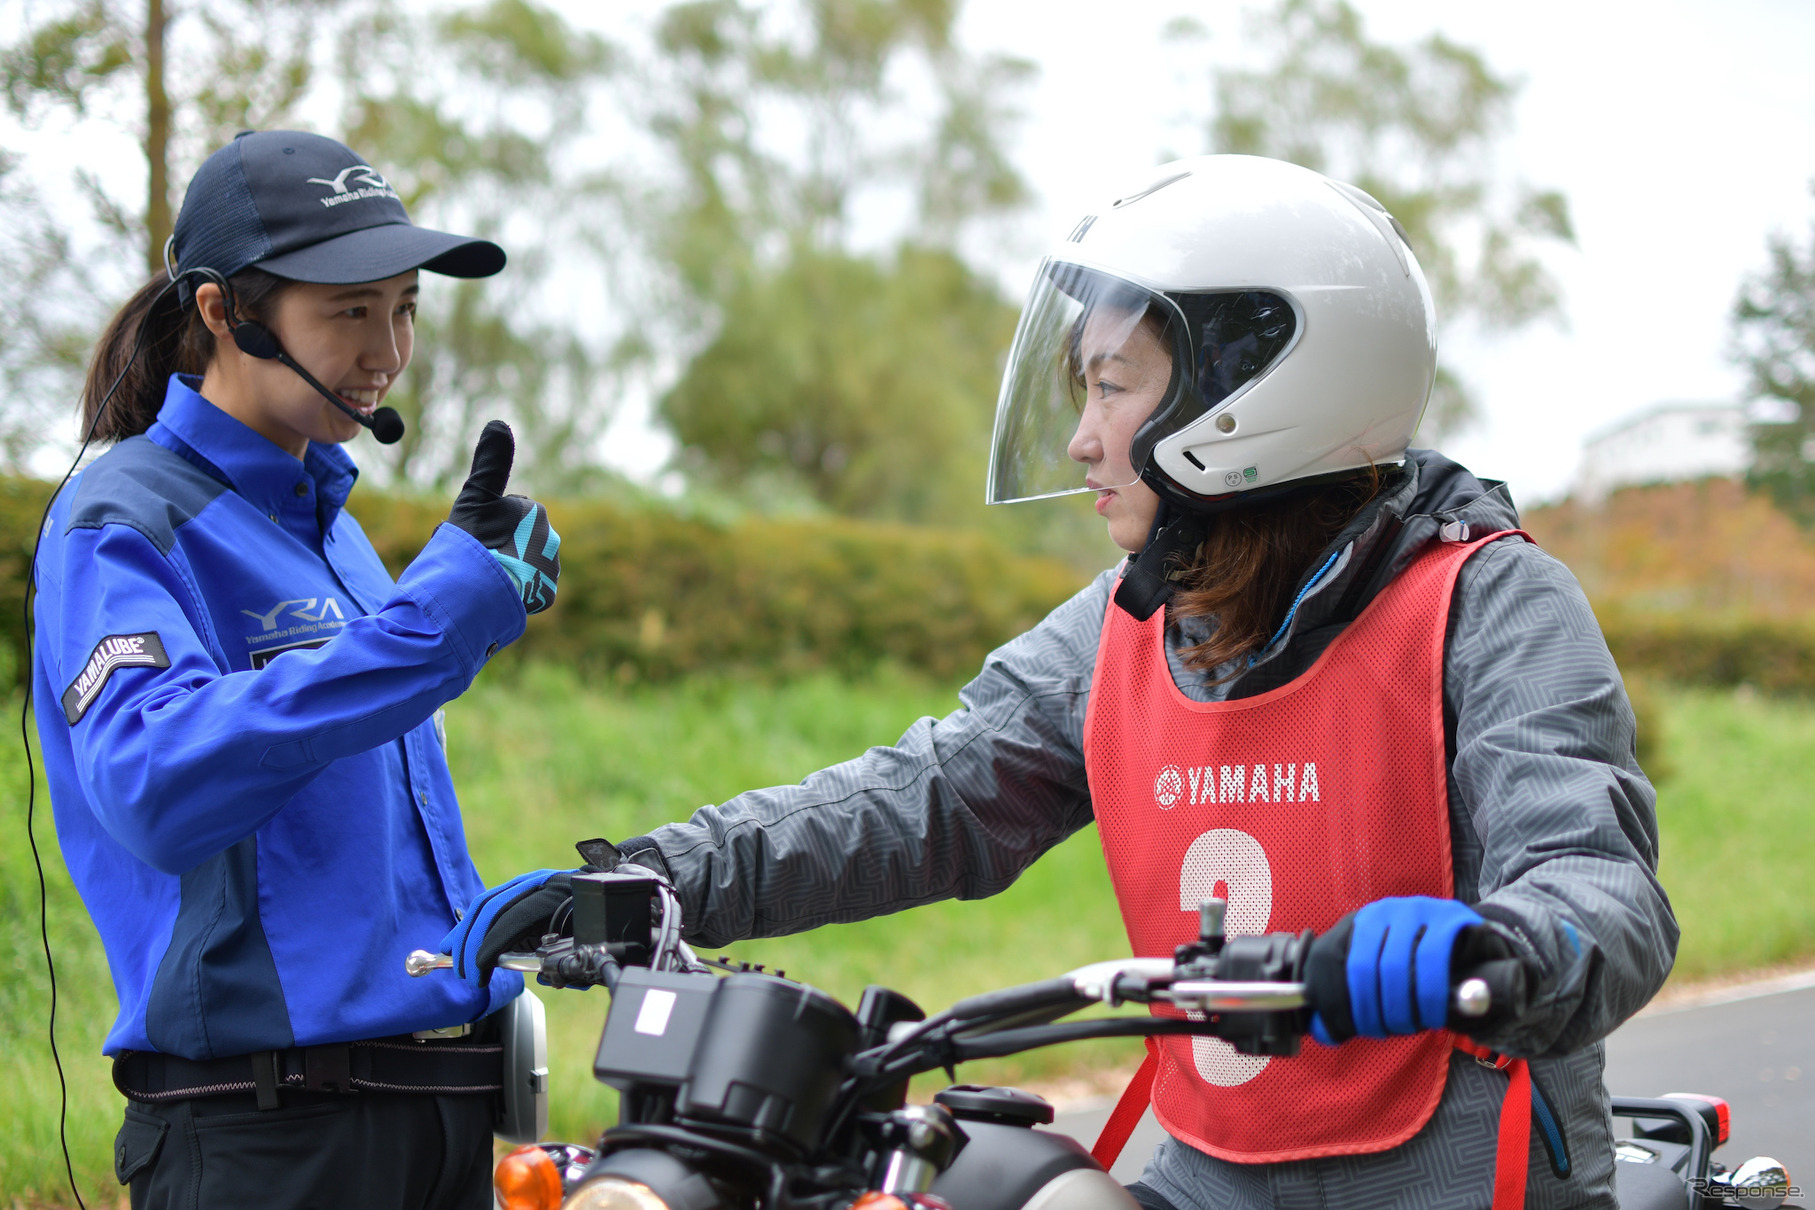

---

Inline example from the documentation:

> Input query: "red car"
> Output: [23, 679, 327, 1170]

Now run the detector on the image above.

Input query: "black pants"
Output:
[114, 1088, 494, 1210]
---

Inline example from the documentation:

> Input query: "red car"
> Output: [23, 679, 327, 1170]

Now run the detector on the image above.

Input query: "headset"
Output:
[22, 253, 406, 1207]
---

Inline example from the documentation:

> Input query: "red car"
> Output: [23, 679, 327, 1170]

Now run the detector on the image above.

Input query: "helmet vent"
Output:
[1112, 171, 1191, 210]
[1067, 214, 1098, 243]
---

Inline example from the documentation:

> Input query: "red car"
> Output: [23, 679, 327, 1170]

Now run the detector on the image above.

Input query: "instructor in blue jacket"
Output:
[33, 130, 559, 1208]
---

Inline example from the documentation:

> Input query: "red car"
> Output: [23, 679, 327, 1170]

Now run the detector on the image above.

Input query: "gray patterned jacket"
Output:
[628, 449, 1677, 1210]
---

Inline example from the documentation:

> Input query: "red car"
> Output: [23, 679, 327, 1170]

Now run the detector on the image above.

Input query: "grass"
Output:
[2, 672, 1813, 1202]
[1647, 685, 1815, 979]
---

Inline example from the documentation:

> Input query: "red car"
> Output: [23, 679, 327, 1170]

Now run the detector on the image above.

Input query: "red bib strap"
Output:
[1092, 1048, 1159, 1169]
[1453, 1036, 1531, 1210]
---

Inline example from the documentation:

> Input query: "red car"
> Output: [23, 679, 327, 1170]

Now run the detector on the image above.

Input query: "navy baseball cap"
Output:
[169, 130, 504, 291]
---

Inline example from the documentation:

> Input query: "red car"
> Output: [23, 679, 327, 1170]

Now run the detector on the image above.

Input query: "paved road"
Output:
[1049, 983, 1815, 1190]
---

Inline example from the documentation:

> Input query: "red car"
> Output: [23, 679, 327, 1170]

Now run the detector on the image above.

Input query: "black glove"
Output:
[447, 420, 560, 614]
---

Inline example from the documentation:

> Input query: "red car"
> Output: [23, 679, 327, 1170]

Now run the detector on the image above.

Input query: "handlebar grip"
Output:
[404, 950, 543, 977]
[1446, 956, 1528, 1030]
[944, 977, 1089, 1023]
[1452, 977, 1492, 1018]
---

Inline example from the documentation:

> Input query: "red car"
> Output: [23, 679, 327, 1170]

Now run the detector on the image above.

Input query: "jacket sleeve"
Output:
[642, 571, 1115, 950]
[1445, 537, 1678, 1057]
[40, 518, 525, 874]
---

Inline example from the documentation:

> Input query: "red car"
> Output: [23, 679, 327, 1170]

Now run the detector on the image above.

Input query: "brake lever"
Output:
[1063, 960, 1494, 1017]
[405, 949, 541, 977]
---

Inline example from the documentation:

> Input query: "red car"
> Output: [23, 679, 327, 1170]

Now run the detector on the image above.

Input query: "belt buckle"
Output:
[411, 1022, 473, 1041]
[303, 1044, 354, 1094]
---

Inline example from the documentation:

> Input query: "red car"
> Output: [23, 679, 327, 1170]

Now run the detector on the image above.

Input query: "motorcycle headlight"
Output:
[564, 1177, 672, 1210]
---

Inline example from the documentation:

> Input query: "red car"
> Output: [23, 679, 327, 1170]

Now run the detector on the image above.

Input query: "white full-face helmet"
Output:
[987, 154, 1437, 515]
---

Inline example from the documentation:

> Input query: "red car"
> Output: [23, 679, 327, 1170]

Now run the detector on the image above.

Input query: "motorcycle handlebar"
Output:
[403, 945, 1501, 1024]
[941, 976, 1089, 1022]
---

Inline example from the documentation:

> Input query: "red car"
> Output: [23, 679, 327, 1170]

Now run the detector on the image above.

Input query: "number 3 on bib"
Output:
[1179, 828, 1273, 1086]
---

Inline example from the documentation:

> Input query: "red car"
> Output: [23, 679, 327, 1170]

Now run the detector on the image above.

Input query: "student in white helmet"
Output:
[453, 155, 1674, 1210]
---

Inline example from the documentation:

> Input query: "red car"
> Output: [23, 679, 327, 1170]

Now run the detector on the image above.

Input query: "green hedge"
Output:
[0, 479, 1087, 686]
[358, 493, 1089, 682]
[1598, 609, 1815, 695]
[0, 478, 46, 683]
[8, 472, 1815, 692]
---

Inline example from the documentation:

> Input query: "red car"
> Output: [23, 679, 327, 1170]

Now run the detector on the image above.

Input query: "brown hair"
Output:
[81, 269, 292, 443]
[1168, 468, 1385, 678]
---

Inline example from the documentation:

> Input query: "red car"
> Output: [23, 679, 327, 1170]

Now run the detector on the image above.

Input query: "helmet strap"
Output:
[1113, 501, 1207, 621]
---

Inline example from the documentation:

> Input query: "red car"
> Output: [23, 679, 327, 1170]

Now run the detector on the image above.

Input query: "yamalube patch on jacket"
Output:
[62, 633, 169, 724]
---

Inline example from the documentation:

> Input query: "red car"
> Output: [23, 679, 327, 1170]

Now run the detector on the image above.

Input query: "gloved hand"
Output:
[442, 868, 577, 988]
[1306, 896, 1483, 1045]
[447, 420, 560, 614]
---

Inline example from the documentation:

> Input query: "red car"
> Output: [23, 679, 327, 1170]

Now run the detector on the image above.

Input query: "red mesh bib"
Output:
[1083, 533, 1516, 1163]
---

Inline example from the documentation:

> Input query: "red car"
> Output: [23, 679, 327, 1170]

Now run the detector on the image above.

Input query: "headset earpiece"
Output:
[188, 267, 278, 360]
[231, 321, 280, 360]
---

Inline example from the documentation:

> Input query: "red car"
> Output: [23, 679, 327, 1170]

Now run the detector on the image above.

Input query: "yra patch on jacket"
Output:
[63, 633, 169, 724]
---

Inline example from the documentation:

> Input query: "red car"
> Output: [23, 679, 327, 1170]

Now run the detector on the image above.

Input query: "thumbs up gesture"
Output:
[447, 421, 560, 614]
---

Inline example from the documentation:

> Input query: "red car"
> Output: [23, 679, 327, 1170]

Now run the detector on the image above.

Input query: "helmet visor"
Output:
[986, 260, 1176, 505]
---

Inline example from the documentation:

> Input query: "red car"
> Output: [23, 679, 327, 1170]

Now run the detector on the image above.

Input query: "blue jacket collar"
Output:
[146, 374, 358, 538]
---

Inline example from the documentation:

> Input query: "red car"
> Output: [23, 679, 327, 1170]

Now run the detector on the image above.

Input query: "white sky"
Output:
[947, 0, 1815, 504]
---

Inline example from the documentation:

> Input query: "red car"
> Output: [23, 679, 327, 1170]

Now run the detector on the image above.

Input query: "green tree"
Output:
[1732, 186, 1815, 527]
[640, 0, 1048, 532]
[1, 0, 335, 274]
[331, 0, 621, 491]
[1192, 0, 1574, 437]
[0, 0, 621, 490]
[663, 244, 1015, 523]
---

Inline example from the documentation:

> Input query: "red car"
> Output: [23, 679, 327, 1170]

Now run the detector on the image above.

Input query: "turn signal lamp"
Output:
[1665, 1092, 1731, 1146]
[563, 1177, 673, 1210]
[850, 1195, 910, 1210]
[496, 1144, 564, 1210]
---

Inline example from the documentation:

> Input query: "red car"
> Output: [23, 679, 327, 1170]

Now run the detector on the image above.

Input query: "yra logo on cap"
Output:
[306, 164, 399, 208]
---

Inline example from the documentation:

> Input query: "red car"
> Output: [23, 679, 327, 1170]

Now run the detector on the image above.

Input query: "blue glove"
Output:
[1310, 896, 1482, 1044]
[441, 868, 573, 988]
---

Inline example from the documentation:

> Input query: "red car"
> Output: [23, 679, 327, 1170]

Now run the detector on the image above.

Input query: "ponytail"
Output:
[80, 268, 293, 443]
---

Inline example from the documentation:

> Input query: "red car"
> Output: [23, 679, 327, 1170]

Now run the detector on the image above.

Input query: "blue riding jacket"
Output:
[33, 374, 527, 1059]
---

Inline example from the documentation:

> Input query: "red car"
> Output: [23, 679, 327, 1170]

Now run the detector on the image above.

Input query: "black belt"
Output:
[113, 1036, 504, 1111]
